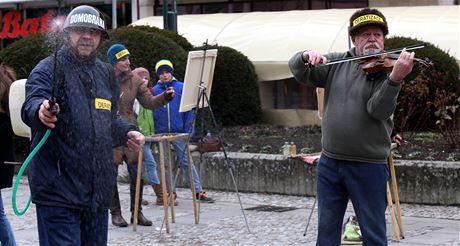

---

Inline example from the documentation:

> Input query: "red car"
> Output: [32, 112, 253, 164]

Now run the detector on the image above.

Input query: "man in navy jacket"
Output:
[21, 6, 144, 245]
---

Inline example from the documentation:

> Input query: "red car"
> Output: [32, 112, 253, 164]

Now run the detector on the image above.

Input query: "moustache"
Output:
[362, 43, 382, 55]
[77, 40, 94, 46]
[364, 43, 381, 49]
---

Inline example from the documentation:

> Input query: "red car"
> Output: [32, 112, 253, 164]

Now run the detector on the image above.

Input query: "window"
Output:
[260, 78, 318, 110]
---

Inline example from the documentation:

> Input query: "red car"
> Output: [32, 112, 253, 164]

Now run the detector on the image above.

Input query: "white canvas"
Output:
[179, 49, 218, 112]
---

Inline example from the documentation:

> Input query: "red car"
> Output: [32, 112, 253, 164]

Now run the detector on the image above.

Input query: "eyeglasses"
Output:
[69, 27, 101, 36]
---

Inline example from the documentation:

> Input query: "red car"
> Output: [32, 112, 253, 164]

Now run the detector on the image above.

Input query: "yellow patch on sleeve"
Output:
[95, 98, 111, 111]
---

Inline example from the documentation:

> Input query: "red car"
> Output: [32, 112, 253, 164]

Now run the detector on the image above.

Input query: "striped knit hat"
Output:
[107, 44, 130, 65]
[155, 59, 174, 76]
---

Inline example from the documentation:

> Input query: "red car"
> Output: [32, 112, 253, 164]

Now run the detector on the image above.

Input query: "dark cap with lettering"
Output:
[63, 5, 108, 40]
[348, 8, 388, 37]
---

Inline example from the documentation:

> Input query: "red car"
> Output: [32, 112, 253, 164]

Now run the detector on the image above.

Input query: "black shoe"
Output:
[196, 191, 215, 203]
[112, 214, 128, 227]
[131, 212, 152, 226]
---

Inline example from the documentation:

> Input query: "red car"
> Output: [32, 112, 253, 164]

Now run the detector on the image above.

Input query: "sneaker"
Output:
[341, 216, 362, 245]
[196, 191, 215, 203]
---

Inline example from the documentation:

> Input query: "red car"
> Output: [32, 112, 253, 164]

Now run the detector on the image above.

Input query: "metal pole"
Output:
[162, 0, 168, 29]
[171, 0, 177, 32]
[112, 0, 117, 29]
[131, 0, 138, 23]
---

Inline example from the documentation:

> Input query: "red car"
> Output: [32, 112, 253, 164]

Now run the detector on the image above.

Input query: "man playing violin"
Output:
[289, 8, 414, 246]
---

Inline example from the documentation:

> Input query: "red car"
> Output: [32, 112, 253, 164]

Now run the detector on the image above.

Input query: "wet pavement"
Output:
[4, 176, 460, 245]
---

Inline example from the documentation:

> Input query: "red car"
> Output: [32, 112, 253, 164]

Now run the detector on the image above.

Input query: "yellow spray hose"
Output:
[12, 129, 51, 216]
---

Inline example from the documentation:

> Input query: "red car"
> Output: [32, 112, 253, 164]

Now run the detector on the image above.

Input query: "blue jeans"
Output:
[143, 142, 160, 185]
[316, 154, 389, 246]
[0, 190, 16, 246]
[36, 205, 108, 246]
[160, 140, 201, 193]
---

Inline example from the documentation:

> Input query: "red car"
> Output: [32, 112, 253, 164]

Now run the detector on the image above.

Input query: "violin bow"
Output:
[321, 43, 426, 66]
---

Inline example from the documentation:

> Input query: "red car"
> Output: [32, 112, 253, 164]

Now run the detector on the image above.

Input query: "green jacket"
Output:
[137, 105, 154, 136]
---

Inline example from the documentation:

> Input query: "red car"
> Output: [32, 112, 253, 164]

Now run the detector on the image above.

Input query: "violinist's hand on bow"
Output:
[302, 51, 328, 66]
[389, 48, 415, 82]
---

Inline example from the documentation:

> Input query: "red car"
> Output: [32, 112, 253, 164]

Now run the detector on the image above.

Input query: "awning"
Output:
[132, 5, 459, 81]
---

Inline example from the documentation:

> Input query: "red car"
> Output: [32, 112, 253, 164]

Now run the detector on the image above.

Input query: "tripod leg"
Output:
[201, 92, 251, 233]
[158, 142, 170, 234]
[186, 144, 199, 224]
[303, 197, 317, 236]
[386, 182, 400, 242]
[132, 150, 143, 232]
[388, 154, 404, 238]
[166, 142, 175, 223]
[160, 160, 181, 234]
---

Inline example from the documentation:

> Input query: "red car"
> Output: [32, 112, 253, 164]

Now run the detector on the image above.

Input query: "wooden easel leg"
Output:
[186, 143, 199, 224]
[386, 182, 400, 242]
[388, 154, 404, 238]
[133, 150, 143, 232]
[166, 142, 175, 223]
[159, 143, 170, 233]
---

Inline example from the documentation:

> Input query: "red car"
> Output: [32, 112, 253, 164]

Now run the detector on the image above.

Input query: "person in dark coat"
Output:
[0, 60, 17, 246]
[21, 6, 144, 245]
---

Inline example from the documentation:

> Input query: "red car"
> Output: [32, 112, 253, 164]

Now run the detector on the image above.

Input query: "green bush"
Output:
[126, 25, 193, 51]
[385, 36, 460, 132]
[386, 36, 459, 92]
[0, 33, 54, 79]
[99, 27, 188, 81]
[193, 45, 262, 128]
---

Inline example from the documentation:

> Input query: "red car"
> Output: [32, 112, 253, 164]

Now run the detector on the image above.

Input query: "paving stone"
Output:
[4, 177, 459, 245]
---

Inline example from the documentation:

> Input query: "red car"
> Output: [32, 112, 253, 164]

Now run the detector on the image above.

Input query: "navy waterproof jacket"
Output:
[152, 79, 194, 134]
[21, 46, 136, 212]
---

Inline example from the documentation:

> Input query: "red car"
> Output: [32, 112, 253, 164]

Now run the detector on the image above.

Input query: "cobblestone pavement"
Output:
[4, 177, 460, 245]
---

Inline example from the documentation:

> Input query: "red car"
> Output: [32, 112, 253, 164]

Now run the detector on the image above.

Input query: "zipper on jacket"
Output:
[167, 103, 171, 132]
[57, 159, 61, 175]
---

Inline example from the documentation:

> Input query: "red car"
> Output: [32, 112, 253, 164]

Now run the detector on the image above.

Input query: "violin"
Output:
[361, 53, 433, 74]
[318, 44, 433, 74]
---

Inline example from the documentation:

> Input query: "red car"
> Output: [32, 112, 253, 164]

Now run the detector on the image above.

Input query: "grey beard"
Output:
[68, 45, 97, 62]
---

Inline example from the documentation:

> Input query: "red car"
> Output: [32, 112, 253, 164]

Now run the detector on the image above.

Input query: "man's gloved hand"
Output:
[164, 86, 176, 101]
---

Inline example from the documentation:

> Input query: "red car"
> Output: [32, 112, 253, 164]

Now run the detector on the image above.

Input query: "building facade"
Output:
[1, 0, 457, 126]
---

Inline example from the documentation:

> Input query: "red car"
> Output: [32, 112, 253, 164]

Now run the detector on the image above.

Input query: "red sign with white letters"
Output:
[0, 9, 61, 39]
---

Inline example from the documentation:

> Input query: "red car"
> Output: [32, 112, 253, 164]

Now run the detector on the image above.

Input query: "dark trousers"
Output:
[36, 205, 108, 246]
[316, 154, 389, 246]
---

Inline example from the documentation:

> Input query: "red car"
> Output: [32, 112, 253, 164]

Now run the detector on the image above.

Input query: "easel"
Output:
[135, 133, 199, 233]
[179, 42, 251, 232]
